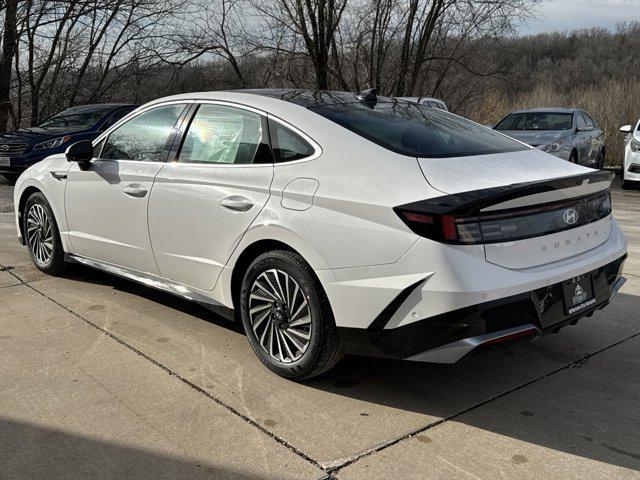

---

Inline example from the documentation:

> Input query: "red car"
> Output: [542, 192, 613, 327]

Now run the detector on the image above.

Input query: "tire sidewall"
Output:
[240, 252, 327, 378]
[24, 192, 64, 273]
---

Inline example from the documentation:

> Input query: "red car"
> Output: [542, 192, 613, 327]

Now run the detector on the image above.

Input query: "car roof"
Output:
[64, 103, 138, 112]
[398, 96, 445, 103]
[509, 107, 578, 114]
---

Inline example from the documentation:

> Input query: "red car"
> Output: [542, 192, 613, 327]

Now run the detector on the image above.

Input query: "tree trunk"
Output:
[0, 0, 18, 132]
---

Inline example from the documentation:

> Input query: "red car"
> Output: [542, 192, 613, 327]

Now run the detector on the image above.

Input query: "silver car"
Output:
[397, 96, 448, 111]
[493, 108, 605, 168]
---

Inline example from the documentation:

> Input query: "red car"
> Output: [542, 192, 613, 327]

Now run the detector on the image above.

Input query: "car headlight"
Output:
[541, 138, 566, 153]
[34, 135, 71, 150]
[631, 138, 640, 153]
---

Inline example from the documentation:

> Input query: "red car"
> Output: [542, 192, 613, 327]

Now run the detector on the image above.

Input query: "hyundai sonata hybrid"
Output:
[13, 89, 627, 379]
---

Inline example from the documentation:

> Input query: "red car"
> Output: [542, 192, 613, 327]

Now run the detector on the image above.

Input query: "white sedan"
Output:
[620, 120, 640, 189]
[13, 89, 627, 379]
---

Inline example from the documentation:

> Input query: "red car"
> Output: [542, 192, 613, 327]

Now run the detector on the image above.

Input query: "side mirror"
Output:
[620, 125, 633, 133]
[66, 140, 93, 164]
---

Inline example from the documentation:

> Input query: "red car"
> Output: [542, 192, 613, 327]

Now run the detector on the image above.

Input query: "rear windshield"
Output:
[495, 112, 573, 131]
[309, 101, 527, 158]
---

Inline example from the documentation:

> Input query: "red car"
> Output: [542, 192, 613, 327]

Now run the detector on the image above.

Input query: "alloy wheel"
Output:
[248, 268, 312, 363]
[26, 203, 53, 265]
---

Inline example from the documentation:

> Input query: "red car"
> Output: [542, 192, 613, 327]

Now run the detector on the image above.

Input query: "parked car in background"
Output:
[397, 96, 448, 111]
[0, 103, 138, 184]
[620, 120, 640, 189]
[13, 89, 626, 379]
[493, 108, 605, 169]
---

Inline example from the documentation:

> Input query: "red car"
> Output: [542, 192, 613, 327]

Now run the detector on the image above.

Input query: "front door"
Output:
[148, 103, 274, 291]
[65, 103, 186, 274]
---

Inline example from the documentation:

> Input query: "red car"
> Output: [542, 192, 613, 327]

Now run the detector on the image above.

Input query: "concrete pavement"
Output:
[0, 178, 639, 479]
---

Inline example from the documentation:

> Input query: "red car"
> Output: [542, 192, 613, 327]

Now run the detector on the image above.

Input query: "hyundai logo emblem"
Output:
[563, 208, 579, 225]
[0, 145, 9, 152]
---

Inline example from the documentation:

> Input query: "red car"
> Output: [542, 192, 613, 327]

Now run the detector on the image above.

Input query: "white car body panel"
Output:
[149, 162, 273, 291]
[13, 90, 628, 366]
[65, 160, 163, 274]
[417, 148, 593, 194]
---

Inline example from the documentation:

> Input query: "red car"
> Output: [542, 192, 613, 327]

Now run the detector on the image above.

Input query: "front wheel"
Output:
[239, 250, 342, 380]
[23, 192, 66, 275]
[595, 150, 605, 169]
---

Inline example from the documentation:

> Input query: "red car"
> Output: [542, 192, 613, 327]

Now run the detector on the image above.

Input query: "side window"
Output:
[268, 120, 315, 163]
[101, 104, 184, 161]
[576, 112, 587, 129]
[178, 104, 267, 164]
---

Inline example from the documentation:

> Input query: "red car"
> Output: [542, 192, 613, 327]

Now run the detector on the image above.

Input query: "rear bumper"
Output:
[338, 254, 627, 362]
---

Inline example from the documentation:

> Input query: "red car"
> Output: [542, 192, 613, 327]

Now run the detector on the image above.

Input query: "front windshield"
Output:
[310, 101, 528, 158]
[37, 107, 109, 131]
[495, 112, 573, 131]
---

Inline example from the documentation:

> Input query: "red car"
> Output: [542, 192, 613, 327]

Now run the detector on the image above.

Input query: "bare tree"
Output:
[0, 0, 17, 130]
[254, 0, 347, 89]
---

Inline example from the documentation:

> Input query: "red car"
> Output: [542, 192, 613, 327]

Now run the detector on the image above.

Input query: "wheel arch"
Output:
[17, 185, 43, 243]
[229, 239, 300, 311]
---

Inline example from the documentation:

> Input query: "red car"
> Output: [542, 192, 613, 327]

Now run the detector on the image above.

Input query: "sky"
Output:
[519, 0, 640, 35]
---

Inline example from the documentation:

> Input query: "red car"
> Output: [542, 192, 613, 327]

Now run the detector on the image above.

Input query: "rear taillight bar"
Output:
[395, 190, 611, 245]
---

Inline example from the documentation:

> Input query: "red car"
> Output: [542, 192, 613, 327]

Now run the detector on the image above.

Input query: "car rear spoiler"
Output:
[397, 171, 614, 216]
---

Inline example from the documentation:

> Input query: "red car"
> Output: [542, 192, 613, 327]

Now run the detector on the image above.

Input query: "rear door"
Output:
[148, 102, 274, 291]
[65, 103, 187, 274]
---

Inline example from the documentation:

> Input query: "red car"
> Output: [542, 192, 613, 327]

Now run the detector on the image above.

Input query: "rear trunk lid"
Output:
[414, 149, 614, 269]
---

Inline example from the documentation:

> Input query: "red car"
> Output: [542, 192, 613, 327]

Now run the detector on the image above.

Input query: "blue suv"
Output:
[0, 103, 138, 183]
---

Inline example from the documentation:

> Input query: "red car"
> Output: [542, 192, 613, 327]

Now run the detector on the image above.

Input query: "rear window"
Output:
[495, 112, 573, 131]
[310, 101, 527, 158]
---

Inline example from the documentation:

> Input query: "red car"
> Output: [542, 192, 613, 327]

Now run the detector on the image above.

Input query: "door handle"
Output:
[220, 195, 254, 212]
[123, 184, 148, 198]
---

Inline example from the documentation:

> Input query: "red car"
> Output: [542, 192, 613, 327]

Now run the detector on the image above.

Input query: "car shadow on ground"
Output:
[0, 417, 277, 480]
[55, 263, 640, 473]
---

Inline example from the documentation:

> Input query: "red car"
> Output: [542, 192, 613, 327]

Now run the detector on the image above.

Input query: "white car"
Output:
[14, 89, 627, 379]
[620, 121, 640, 189]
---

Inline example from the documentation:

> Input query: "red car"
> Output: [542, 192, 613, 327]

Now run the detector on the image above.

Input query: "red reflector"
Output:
[402, 212, 434, 224]
[441, 215, 457, 241]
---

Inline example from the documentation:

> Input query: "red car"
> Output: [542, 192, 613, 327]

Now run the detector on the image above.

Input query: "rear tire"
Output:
[23, 192, 67, 275]
[239, 250, 342, 380]
[569, 150, 578, 164]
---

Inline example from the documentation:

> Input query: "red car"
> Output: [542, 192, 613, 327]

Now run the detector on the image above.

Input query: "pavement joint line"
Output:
[3, 261, 639, 474]
[322, 329, 640, 473]
[0, 262, 327, 475]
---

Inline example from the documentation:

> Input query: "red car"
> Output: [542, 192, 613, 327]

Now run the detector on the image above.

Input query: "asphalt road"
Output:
[0, 176, 639, 479]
